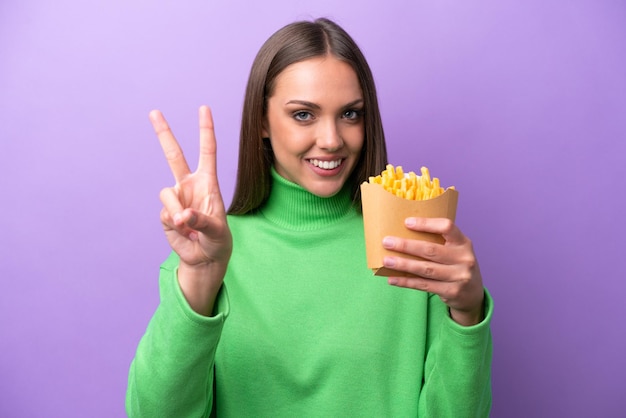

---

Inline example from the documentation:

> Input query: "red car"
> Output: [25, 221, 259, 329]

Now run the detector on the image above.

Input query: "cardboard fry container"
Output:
[360, 182, 459, 277]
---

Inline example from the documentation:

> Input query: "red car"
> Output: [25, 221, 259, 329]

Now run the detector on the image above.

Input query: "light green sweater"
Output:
[127, 170, 493, 417]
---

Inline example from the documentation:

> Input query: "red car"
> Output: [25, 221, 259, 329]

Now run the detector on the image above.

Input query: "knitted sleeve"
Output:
[418, 289, 494, 417]
[126, 253, 229, 418]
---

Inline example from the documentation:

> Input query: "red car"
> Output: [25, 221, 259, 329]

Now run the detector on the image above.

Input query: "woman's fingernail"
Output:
[383, 256, 396, 267]
[388, 277, 398, 285]
[405, 218, 416, 227]
[173, 213, 182, 224]
[382, 237, 395, 248]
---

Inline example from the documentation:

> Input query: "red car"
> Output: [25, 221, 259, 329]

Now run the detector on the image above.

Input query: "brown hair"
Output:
[227, 17, 388, 214]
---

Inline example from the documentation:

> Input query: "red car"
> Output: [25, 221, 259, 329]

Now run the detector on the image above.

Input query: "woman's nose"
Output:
[316, 120, 344, 152]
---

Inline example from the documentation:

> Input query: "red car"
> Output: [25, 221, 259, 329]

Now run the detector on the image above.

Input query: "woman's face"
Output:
[263, 55, 364, 198]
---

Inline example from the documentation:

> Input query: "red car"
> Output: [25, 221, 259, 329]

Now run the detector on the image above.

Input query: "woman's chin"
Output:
[303, 179, 347, 198]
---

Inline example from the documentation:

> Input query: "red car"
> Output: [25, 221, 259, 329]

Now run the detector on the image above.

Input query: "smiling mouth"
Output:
[308, 158, 343, 170]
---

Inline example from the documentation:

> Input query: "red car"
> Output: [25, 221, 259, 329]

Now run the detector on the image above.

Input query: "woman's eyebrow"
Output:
[342, 99, 364, 109]
[285, 98, 364, 109]
[285, 100, 321, 109]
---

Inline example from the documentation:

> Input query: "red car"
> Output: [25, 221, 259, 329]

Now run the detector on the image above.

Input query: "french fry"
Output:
[368, 164, 454, 201]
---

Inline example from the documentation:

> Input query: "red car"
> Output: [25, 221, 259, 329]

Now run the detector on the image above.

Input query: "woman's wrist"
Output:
[177, 261, 225, 317]
[449, 292, 485, 327]
[449, 307, 483, 326]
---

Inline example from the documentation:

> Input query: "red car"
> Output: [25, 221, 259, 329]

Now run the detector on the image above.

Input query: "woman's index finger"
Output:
[197, 105, 218, 178]
[150, 109, 191, 183]
[406, 217, 466, 245]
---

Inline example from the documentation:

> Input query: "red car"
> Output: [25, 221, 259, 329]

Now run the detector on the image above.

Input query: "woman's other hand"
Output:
[382, 218, 485, 326]
[150, 105, 232, 315]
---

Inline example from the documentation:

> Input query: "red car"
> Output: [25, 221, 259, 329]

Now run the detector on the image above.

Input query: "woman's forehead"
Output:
[272, 57, 362, 103]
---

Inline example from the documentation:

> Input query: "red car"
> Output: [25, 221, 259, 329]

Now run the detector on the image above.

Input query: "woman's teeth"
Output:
[309, 159, 342, 170]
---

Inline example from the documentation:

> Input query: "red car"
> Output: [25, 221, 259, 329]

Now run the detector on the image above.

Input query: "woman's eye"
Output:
[293, 111, 313, 121]
[343, 109, 362, 120]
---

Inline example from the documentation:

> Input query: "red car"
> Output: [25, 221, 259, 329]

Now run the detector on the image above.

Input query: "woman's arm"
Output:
[126, 255, 229, 417]
[127, 106, 233, 416]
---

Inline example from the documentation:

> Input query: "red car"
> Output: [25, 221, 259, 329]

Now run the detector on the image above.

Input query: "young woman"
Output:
[127, 18, 492, 417]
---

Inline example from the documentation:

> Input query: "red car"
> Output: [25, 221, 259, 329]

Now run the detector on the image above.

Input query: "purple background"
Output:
[1, 1, 624, 417]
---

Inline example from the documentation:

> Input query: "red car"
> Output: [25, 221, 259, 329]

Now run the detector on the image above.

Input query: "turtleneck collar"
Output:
[259, 167, 358, 231]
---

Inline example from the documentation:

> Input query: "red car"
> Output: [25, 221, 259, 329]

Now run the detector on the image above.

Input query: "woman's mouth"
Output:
[308, 158, 343, 170]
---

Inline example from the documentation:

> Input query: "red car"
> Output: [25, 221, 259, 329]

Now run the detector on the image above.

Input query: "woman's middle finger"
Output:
[382, 235, 459, 264]
[383, 255, 456, 282]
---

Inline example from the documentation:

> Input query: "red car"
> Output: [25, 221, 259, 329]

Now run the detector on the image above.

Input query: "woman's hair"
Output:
[227, 17, 388, 214]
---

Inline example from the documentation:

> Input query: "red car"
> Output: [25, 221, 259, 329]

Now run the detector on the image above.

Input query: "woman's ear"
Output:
[262, 119, 269, 139]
